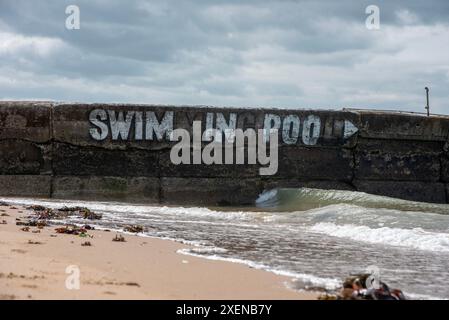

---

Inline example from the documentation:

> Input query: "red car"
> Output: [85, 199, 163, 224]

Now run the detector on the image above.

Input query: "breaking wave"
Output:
[309, 222, 449, 253]
[256, 188, 449, 214]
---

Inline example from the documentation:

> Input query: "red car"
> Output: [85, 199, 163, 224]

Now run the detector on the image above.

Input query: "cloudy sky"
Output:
[1, 0, 448, 114]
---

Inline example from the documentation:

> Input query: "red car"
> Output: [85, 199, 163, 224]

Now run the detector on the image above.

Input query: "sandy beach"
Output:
[0, 203, 316, 300]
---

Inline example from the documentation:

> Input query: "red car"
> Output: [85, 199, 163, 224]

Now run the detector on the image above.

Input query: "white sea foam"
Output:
[310, 222, 449, 253]
[177, 248, 341, 290]
[187, 247, 228, 254]
[0, 197, 262, 221]
[406, 292, 447, 300]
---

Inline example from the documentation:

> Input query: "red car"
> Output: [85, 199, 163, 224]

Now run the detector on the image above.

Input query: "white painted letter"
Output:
[282, 115, 300, 144]
[263, 114, 281, 143]
[302, 115, 321, 145]
[216, 113, 237, 143]
[108, 110, 135, 140]
[135, 111, 143, 140]
[89, 109, 108, 140]
[145, 111, 174, 141]
[203, 113, 214, 141]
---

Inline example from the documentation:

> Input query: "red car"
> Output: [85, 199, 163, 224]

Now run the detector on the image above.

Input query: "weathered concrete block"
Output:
[355, 139, 442, 181]
[52, 143, 159, 176]
[353, 179, 447, 203]
[0, 140, 45, 174]
[52, 176, 160, 202]
[276, 146, 354, 180]
[158, 148, 261, 178]
[0, 102, 52, 142]
[442, 156, 449, 183]
[160, 145, 354, 179]
[160, 177, 264, 205]
[0, 175, 51, 197]
[356, 110, 449, 141]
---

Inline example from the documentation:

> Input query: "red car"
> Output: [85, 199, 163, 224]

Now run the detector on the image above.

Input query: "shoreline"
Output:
[0, 203, 317, 300]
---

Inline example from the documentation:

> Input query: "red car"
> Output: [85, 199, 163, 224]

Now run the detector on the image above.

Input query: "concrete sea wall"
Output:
[1, 101, 449, 205]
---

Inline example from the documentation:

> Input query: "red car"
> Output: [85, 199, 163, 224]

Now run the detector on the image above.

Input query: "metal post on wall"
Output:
[425, 87, 430, 116]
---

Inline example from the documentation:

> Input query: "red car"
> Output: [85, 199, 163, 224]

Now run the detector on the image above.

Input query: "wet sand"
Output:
[0, 204, 317, 300]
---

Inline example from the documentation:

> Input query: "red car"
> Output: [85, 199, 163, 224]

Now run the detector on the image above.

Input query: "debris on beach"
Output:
[90, 280, 140, 287]
[57, 206, 84, 212]
[55, 225, 89, 236]
[124, 225, 145, 233]
[30, 220, 46, 227]
[112, 234, 126, 242]
[0, 272, 45, 280]
[317, 293, 338, 300]
[58, 206, 102, 220]
[83, 225, 95, 230]
[27, 240, 43, 245]
[36, 220, 48, 227]
[9, 206, 18, 210]
[124, 282, 140, 287]
[27, 205, 102, 221]
[1, 213, 9, 217]
[0, 220, 7, 225]
[0, 201, 10, 206]
[16, 220, 47, 227]
[82, 210, 102, 220]
[55, 227, 75, 234]
[81, 241, 92, 247]
[318, 274, 406, 300]
[26, 206, 63, 220]
[11, 249, 27, 254]
[26, 205, 47, 211]
[21, 227, 30, 232]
